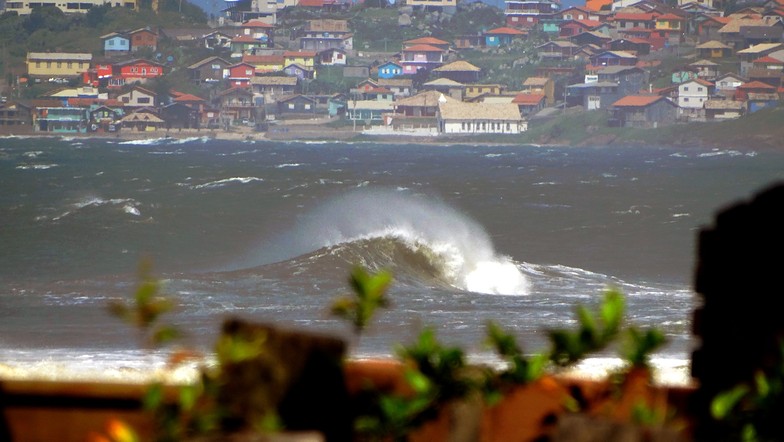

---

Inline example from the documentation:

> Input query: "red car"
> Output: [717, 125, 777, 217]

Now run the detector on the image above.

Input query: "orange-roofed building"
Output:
[404, 37, 450, 51]
[585, 0, 611, 12]
[610, 95, 677, 128]
[735, 80, 777, 100]
[400, 44, 446, 74]
[511, 93, 545, 115]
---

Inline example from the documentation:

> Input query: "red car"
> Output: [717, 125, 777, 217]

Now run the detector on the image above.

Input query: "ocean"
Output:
[1, 135, 782, 386]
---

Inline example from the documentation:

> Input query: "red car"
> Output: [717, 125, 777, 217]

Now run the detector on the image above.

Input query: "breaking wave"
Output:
[236, 188, 530, 295]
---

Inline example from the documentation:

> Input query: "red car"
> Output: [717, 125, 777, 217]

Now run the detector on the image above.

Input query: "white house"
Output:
[117, 86, 157, 108]
[437, 97, 526, 134]
[677, 78, 713, 121]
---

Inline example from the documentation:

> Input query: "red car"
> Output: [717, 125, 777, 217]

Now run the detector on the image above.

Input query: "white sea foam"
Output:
[191, 177, 264, 189]
[16, 164, 59, 170]
[50, 197, 142, 220]
[276, 163, 302, 168]
[119, 137, 173, 146]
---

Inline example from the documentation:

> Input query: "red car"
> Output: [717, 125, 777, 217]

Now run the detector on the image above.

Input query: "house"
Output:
[400, 44, 446, 74]
[422, 78, 466, 100]
[406, 0, 457, 13]
[718, 17, 779, 50]
[187, 56, 231, 83]
[101, 33, 131, 56]
[231, 36, 264, 56]
[610, 95, 677, 128]
[276, 95, 318, 118]
[512, 92, 546, 115]
[565, 81, 620, 109]
[734, 80, 777, 100]
[654, 13, 686, 42]
[557, 6, 598, 21]
[569, 31, 612, 47]
[3, 0, 137, 14]
[345, 100, 394, 124]
[117, 86, 157, 107]
[251, 76, 298, 95]
[737, 43, 783, 76]
[504, 0, 561, 29]
[521, 76, 555, 105]
[453, 34, 485, 50]
[238, 19, 274, 48]
[243, 54, 285, 73]
[299, 19, 352, 51]
[216, 87, 256, 124]
[559, 19, 602, 37]
[88, 105, 123, 132]
[376, 61, 404, 79]
[33, 107, 89, 133]
[160, 102, 201, 129]
[617, 28, 667, 51]
[202, 30, 234, 51]
[393, 91, 443, 117]
[463, 84, 504, 100]
[677, 78, 714, 121]
[26, 52, 92, 78]
[696, 40, 733, 58]
[696, 16, 731, 42]
[536, 41, 581, 61]
[690, 59, 720, 81]
[120, 111, 165, 131]
[227, 62, 256, 87]
[114, 59, 164, 84]
[0, 102, 33, 129]
[438, 99, 527, 134]
[595, 66, 649, 95]
[159, 27, 213, 46]
[432, 61, 482, 83]
[715, 73, 748, 95]
[129, 27, 158, 52]
[609, 13, 658, 31]
[377, 78, 413, 98]
[284, 64, 316, 80]
[589, 50, 638, 67]
[317, 48, 348, 66]
[403, 37, 451, 51]
[704, 99, 744, 120]
[606, 38, 651, 56]
[746, 92, 780, 112]
[283, 51, 317, 69]
[484, 27, 527, 47]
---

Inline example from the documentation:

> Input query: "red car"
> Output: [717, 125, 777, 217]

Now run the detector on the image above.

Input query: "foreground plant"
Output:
[331, 266, 392, 336]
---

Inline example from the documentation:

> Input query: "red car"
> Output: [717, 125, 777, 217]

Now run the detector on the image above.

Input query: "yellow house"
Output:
[463, 84, 504, 99]
[655, 13, 684, 31]
[521, 76, 555, 106]
[27, 52, 92, 78]
[242, 54, 285, 73]
[283, 51, 316, 69]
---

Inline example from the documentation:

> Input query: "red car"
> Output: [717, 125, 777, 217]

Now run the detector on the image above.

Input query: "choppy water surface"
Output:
[1, 136, 782, 384]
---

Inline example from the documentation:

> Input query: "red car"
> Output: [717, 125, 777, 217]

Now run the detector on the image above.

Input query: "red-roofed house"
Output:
[403, 37, 450, 51]
[610, 95, 677, 128]
[512, 93, 545, 115]
[227, 62, 256, 87]
[610, 13, 659, 31]
[559, 19, 602, 37]
[556, 6, 597, 21]
[231, 35, 264, 55]
[400, 44, 446, 74]
[238, 19, 274, 48]
[734, 80, 777, 100]
[585, 0, 611, 11]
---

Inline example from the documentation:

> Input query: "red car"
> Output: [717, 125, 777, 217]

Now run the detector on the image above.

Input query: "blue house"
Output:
[101, 32, 130, 56]
[377, 61, 403, 79]
[484, 27, 526, 47]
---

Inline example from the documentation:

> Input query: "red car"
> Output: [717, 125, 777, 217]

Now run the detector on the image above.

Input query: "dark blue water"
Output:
[1, 136, 782, 383]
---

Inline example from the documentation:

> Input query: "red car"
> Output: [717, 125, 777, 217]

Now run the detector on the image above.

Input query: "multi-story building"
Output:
[26, 52, 92, 78]
[3, 0, 136, 14]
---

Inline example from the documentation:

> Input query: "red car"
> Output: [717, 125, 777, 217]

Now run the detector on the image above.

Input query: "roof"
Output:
[611, 12, 658, 21]
[27, 52, 92, 61]
[423, 78, 465, 87]
[737, 43, 783, 54]
[241, 19, 274, 28]
[232, 35, 260, 43]
[100, 32, 128, 40]
[598, 65, 642, 74]
[114, 58, 164, 67]
[187, 56, 230, 70]
[405, 36, 449, 45]
[243, 54, 285, 64]
[349, 100, 394, 111]
[657, 13, 684, 20]
[704, 99, 744, 110]
[523, 76, 550, 86]
[173, 93, 205, 102]
[681, 78, 714, 87]
[283, 51, 317, 58]
[720, 18, 771, 33]
[394, 91, 451, 107]
[753, 55, 784, 64]
[438, 101, 523, 121]
[612, 95, 667, 107]
[298, 0, 324, 6]
[121, 112, 164, 123]
[433, 60, 481, 72]
[595, 50, 637, 59]
[250, 76, 298, 86]
[511, 93, 545, 105]
[690, 59, 719, 66]
[377, 78, 412, 87]
[485, 26, 526, 35]
[402, 44, 445, 52]
[737, 80, 777, 89]
[567, 81, 618, 89]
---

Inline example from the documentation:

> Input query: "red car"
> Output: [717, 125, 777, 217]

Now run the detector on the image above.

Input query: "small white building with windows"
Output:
[677, 78, 714, 121]
[437, 96, 526, 134]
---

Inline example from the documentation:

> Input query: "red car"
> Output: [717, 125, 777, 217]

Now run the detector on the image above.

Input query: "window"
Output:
[506, 123, 511, 130]
[57, 62, 62, 68]
[304, 104, 311, 110]
[36, 62, 41, 68]
[683, 86, 689, 91]
[697, 87, 703, 92]
[137, 97, 150, 104]
[67, 62, 72, 68]
[462, 122, 466, 130]
[684, 97, 689, 102]
[288, 103, 295, 109]
[108, 40, 114, 46]
[47, 62, 51, 68]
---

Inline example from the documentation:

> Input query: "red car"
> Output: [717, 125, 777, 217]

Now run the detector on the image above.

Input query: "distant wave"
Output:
[235, 187, 530, 295]
[45, 196, 142, 221]
[16, 163, 58, 170]
[190, 177, 264, 190]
